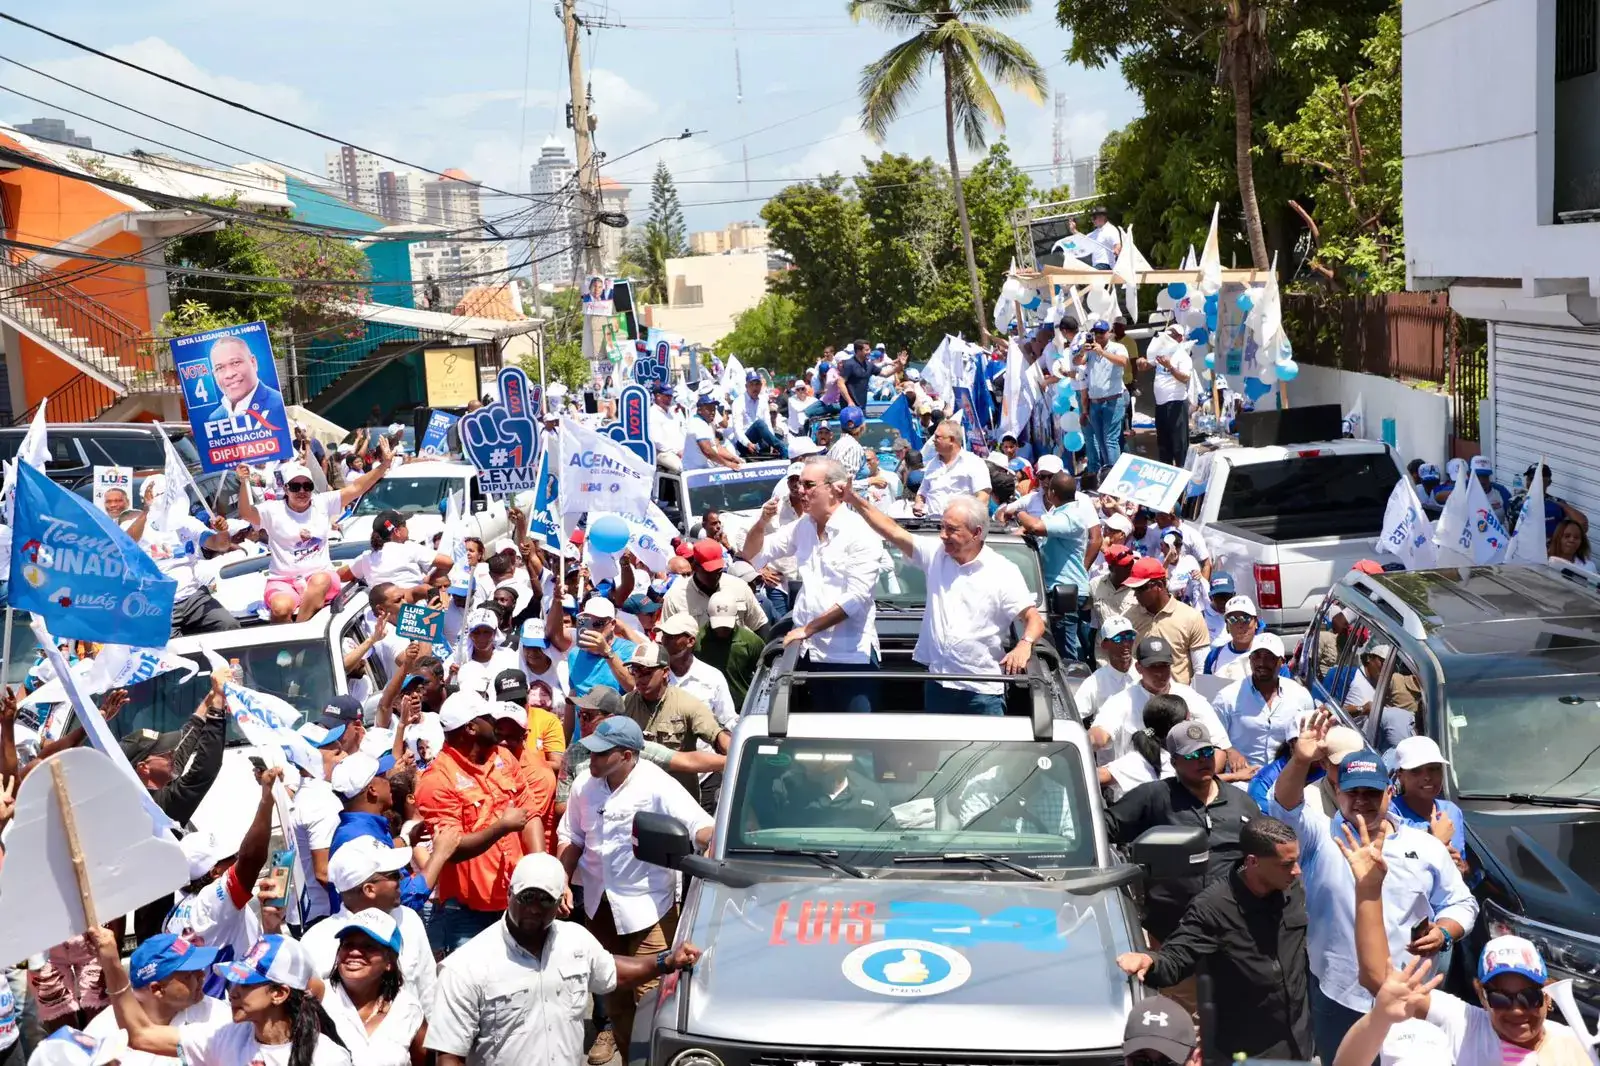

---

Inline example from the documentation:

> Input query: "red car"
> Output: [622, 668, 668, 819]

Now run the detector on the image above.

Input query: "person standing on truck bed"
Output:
[1123, 558, 1210, 685]
[1015, 471, 1093, 663]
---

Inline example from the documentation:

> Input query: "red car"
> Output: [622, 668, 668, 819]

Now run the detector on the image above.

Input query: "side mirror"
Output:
[1131, 824, 1208, 881]
[633, 811, 693, 869]
[1047, 585, 1078, 617]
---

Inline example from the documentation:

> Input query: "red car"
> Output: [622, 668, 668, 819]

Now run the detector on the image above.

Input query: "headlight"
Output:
[668, 1051, 724, 1066]
[1484, 900, 1600, 1006]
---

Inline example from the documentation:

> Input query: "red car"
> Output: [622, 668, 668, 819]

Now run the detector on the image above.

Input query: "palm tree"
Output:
[1220, 0, 1272, 269]
[850, 0, 1046, 343]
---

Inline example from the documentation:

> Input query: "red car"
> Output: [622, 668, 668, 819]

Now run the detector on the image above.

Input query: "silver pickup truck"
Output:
[628, 656, 1201, 1066]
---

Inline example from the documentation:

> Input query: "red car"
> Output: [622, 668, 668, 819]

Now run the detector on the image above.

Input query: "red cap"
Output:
[569, 528, 585, 546]
[1103, 543, 1135, 565]
[1352, 559, 1385, 575]
[674, 541, 694, 558]
[1122, 557, 1168, 588]
[691, 539, 726, 571]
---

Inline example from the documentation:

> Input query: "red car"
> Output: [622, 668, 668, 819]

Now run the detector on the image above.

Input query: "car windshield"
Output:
[1218, 451, 1400, 524]
[686, 468, 786, 515]
[860, 422, 904, 452]
[727, 736, 1097, 868]
[874, 540, 1043, 607]
[350, 474, 455, 516]
[1448, 678, 1600, 799]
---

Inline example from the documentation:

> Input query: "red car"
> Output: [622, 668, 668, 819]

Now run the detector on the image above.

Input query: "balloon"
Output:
[1276, 359, 1300, 381]
[587, 514, 630, 555]
[1204, 293, 1219, 310]
[1204, 351, 1215, 369]
[1205, 311, 1218, 330]
[1167, 282, 1188, 299]
[1188, 327, 1209, 345]
[1051, 388, 1074, 416]
[1236, 292, 1255, 312]
[1064, 431, 1085, 452]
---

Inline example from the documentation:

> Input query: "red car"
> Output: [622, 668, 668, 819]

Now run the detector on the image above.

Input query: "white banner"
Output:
[23, 644, 197, 709]
[1508, 457, 1548, 566]
[1375, 477, 1437, 569]
[557, 417, 654, 516]
[1435, 474, 1508, 567]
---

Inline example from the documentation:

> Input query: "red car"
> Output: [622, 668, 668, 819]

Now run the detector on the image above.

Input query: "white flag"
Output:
[1346, 394, 1367, 439]
[921, 336, 955, 404]
[200, 648, 321, 774]
[1376, 478, 1437, 569]
[22, 644, 198, 709]
[556, 417, 653, 516]
[1435, 475, 1509, 566]
[0, 398, 49, 581]
[614, 502, 678, 572]
[719, 354, 746, 404]
[1507, 456, 1549, 565]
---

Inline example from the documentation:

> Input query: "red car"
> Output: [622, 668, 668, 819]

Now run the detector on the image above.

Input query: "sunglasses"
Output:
[285, 481, 314, 492]
[1104, 632, 1136, 644]
[1179, 746, 1217, 762]
[1484, 987, 1545, 1010]
[627, 663, 664, 674]
[1225, 613, 1254, 624]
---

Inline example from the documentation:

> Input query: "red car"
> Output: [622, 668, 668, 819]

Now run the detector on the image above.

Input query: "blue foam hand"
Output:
[602, 383, 656, 466]
[632, 345, 669, 388]
[460, 366, 542, 473]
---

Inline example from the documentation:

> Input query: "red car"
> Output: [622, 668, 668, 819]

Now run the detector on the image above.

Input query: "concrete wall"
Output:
[1288, 364, 1452, 467]
[1403, 0, 1600, 291]
[649, 252, 772, 346]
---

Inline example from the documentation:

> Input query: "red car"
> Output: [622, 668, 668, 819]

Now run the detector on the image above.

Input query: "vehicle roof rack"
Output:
[1341, 572, 1429, 640]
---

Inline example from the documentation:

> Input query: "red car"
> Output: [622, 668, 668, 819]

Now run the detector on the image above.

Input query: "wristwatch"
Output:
[655, 950, 674, 974]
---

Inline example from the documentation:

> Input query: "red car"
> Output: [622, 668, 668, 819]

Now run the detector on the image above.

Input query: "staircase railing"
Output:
[0, 252, 167, 388]
[12, 372, 116, 425]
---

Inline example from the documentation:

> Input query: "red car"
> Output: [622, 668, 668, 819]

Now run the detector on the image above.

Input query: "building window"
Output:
[1557, 0, 1598, 81]
[675, 283, 704, 308]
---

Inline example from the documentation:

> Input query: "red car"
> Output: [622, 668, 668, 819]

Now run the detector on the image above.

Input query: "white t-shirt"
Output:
[349, 541, 438, 589]
[521, 652, 571, 708]
[648, 404, 686, 457]
[906, 538, 1034, 694]
[1427, 988, 1588, 1066]
[1103, 748, 1173, 802]
[258, 491, 344, 577]
[1152, 348, 1194, 405]
[300, 904, 438, 1014]
[682, 416, 717, 471]
[178, 1019, 352, 1066]
[291, 777, 343, 923]
[163, 867, 261, 960]
[1075, 663, 1137, 724]
[1093, 683, 1231, 762]
[455, 648, 522, 699]
[918, 450, 991, 514]
[83, 992, 231, 1066]
[1089, 221, 1121, 267]
[323, 983, 426, 1066]
[139, 516, 216, 600]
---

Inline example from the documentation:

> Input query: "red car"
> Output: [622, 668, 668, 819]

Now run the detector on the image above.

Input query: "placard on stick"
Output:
[395, 604, 444, 643]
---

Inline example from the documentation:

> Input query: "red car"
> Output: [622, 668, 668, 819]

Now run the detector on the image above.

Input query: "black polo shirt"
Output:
[837, 355, 873, 407]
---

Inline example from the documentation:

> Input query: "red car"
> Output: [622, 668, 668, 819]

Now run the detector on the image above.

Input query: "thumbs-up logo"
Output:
[881, 950, 930, 985]
[460, 366, 544, 493]
[601, 383, 655, 467]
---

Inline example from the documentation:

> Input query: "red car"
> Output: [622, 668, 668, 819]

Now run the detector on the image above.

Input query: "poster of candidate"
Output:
[170, 321, 293, 473]
[581, 275, 614, 316]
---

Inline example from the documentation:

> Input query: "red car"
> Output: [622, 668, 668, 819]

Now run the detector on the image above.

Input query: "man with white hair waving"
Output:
[913, 419, 990, 517]
[848, 488, 1045, 714]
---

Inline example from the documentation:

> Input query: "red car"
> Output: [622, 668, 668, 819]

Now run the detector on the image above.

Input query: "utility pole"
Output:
[563, 0, 601, 279]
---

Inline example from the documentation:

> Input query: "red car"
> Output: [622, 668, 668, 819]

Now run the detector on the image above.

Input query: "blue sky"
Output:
[0, 0, 1139, 235]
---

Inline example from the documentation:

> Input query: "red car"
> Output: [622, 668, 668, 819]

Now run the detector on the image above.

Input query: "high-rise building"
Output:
[1071, 157, 1098, 203]
[423, 169, 481, 230]
[688, 221, 769, 256]
[16, 117, 91, 149]
[529, 136, 578, 285]
[410, 240, 509, 312]
[376, 170, 425, 225]
[326, 146, 380, 211]
[597, 178, 632, 274]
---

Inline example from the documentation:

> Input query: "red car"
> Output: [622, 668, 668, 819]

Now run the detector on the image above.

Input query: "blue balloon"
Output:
[1276, 359, 1300, 381]
[1167, 282, 1188, 299]
[1064, 430, 1085, 452]
[1205, 311, 1218, 330]
[1188, 327, 1209, 345]
[1236, 292, 1255, 312]
[587, 513, 630, 555]
[1051, 388, 1074, 416]
[1243, 377, 1275, 403]
[1204, 351, 1216, 369]
[1204, 293, 1219, 310]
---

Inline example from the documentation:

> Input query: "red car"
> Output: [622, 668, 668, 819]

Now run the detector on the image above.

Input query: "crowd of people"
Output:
[1, 285, 1593, 1066]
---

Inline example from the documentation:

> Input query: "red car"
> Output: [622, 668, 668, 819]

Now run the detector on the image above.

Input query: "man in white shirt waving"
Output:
[1087, 206, 1122, 269]
[730, 370, 785, 457]
[914, 420, 991, 517]
[1141, 325, 1194, 465]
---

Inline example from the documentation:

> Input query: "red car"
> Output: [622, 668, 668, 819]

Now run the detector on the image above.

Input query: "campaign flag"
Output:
[921, 336, 955, 404]
[526, 448, 561, 545]
[200, 649, 319, 772]
[999, 338, 1035, 442]
[11, 463, 176, 647]
[1345, 394, 1367, 440]
[1375, 477, 1438, 569]
[557, 416, 653, 516]
[418, 410, 460, 458]
[879, 394, 924, 451]
[1098, 453, 1192, 515]
[969, 347, 995, 434]
[459, 366, 544, 495]
[1435, 474, 1508, 567]
[1508, 456, 1549, 566]
[31, 617, 176, 837]
[156, 422, 210, 526]
[23, 644, 198, 709]
[1051, 234, 1100, 263]
[171, 321, 292, 474]
[613, 502, 678, 572]
[719, 354, 747, 404]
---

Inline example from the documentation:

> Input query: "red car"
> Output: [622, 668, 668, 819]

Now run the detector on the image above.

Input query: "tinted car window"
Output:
[1218, 452, 1401, 523]
[78, 432, 168, 470]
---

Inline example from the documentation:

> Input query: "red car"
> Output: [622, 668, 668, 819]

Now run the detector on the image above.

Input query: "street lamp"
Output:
[597, 129, 703, 169]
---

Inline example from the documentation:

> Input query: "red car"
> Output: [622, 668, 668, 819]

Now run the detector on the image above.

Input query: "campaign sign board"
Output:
[459, 366, 544, 495]
[419, 410, 459, 458]
[171, 321, 293, 473]
[92, 466, 133, 512]
[1098, 453, 1193, 515]
[396, 604, 445, 643]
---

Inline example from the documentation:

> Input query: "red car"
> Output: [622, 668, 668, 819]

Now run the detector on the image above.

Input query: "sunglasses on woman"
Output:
[285, 480, 314, 492]
[1484, 986, 1545, 1010]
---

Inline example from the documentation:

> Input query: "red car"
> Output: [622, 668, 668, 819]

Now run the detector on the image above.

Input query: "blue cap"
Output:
[1092, 320, 1111, 332]
[519, 619, 547, 648]
[745, 369, 763, 382]
[1418, 463, 1441, 482]
[214, 935, 314, 990]
[1478, 936, 1548, 985]
[1334, 749, 1390, 792]
[129, 934, 221, 989]
[297, 722, 345, 749]
[1209, 573, 1237, 597]
[650, 381, 673, 395]
[584, 716, 644, 753]
[840, 406, 866, 430]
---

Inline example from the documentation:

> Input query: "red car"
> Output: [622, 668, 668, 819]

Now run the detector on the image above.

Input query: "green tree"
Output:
[617, 163, 689, 305]
[761, 175, 871, 354]
[716, 293, 811, 376]
[524, 339, 590, 392]
[649, 161, 688, 258]
[851, 0, 1048, 344]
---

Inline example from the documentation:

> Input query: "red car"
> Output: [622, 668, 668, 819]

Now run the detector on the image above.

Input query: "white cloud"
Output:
[777, 114, 877, 180]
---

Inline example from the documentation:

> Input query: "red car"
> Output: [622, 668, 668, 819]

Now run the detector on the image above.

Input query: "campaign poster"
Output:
[1099, 453, 1194, 515]
[582, 275, 614, 316]
[92, 466, 133, 514]
[170, 321, 293, 473]
[395, 604, 445, 643]
[419, 410, 459, 458]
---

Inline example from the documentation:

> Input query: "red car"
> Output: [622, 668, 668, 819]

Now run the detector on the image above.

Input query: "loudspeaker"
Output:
[1235, 403, 1344, 447]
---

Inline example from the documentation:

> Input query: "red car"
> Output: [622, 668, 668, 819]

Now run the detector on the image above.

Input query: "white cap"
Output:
[278, 462, 313, 484]
[1362, 642, 1395, 660]
[438, 690, 492, 731]
[1104, 513, 1133, 535]
[465, 608, 499, 632]
[707, 590, 740, 629]
[581, 597, 616, 620]
[332, 908, 403, 954]
[1249, 632, 1286, 658]
[985, 451, 1009, 470]
[1393, 735, 1448, 771]
[329, 752, 395, 799]
[656, 613, 699, 637]
[493, 701, 528, 727]
[788, 437, 822, 459]
[328, 835, 413, 893]
[179, 830, 230, 881]
[1036, 454, 1064, 476]
[1224, 595, 1258, 617]
[786, 462, 805, 479]
[509, 853, 569, 899]
[1100, 615, 1135, 641]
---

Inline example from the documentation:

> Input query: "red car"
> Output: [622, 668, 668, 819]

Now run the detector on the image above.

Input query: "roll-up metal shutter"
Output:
[1491, 322, 1600, 519]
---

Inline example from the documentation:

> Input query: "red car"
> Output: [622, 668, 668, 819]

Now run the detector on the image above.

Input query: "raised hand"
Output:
[1375, 956, 1442, 1023]
[1334, 813, 1389, 892]
[602, 384, 656, 466]
[1291, 708, 1335, 764]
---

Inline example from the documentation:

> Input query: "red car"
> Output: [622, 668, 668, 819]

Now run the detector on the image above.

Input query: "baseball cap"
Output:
[1470, 455, 1493, 475]
[179, 830, 231, 881]
[328, 835, 413, 893]
[320, 694, 363, 725]
[333, 908, 404, 956]
[1209, 573, 1237, 597]
[1478, 935, 1547, 985]
[1165, 720, 1215, 759]
[437, 691, 492, 731]
[585, 715, 644, 753]
[495, 701, 528, 727]
[1361, 642, 1395, 661]
[1123, 557, 1167, 588]
[650, 380, 674, 395]
[695, 391, 719, 408]
[788, 437, 822, 459]
[628, 641, 669, 669]
[1393, 735, 1449, 771]
[510, 853, 569, 899]
[727, 559, 759, 582]
[1248, 632, 1285, 658]
[1224, 595, 1258, 618]
[1103, 543, 1135, 565]
[691, 540, 726, 571]
[1091, 319, 1110, 332]
[985, 451, 1010, 471]
[214, 935, 314, 990]
[1323, 725, 1367, 762]
[581, 597, 616, 621]
[129, 934, 221, 989]
[120, 728, 182, 765]
[1104, 513, 1134, 536]
[466, 607, 499, 632]
[786, 461, 805, 479]
[707, 590, 740, 629]
[489, 537, 518, 557]
[1335, 749, 1390, 792]
[278, 462, 314, 486]
[296, 722, 346, 749]
[492, 669, 530, 704]
[1135, 635, 1173, 666]
[840, 406, 865, 430]
[1418, 463, 1442, 481]
[1036, 454, 1064, 476]
[400, 672, 430, 691]
[1122, 994, 1196, 1062]
[1101, 616, 1136, 641]
[519, 619, 548, 648]
[656, 613, 699, 637]
[329, 752, 396, 799]
[573, 686, 623, 714]
[745, 369, 763, 383]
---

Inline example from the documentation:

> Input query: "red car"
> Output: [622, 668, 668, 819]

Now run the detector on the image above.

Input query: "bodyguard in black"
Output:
[1116, 817, 1313, 1065]
[1104, 720, 1261, 939]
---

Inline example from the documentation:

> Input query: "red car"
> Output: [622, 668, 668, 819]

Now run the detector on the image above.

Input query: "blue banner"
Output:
[170, 320, 293, 473]
[419, 410, 459, 457]
[11, 463, 176, 646]
[527, 448, 561, 544]
[970, 351, 996, 434]
[878, 393, 924, 451]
